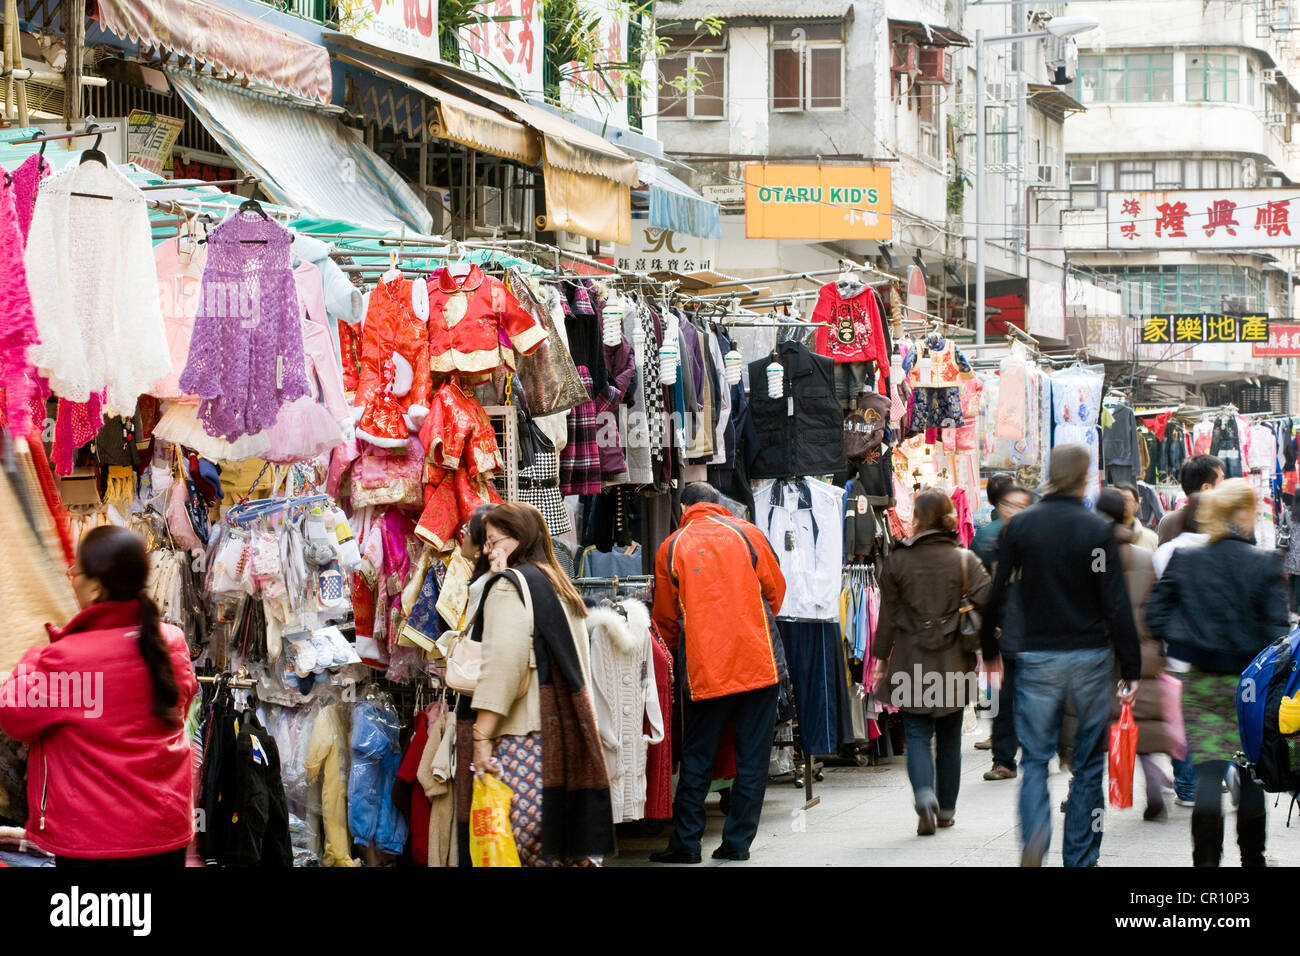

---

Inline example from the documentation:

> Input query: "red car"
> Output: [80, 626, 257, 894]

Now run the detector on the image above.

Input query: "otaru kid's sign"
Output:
[744, 164, 893, 240]
[1107, 189, 1300, 249]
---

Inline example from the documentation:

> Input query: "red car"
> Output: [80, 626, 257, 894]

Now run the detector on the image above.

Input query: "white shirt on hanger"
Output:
[752, 477, 842, 622]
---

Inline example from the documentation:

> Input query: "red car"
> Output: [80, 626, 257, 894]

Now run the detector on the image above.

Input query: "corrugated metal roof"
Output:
[658, 0, 853, 22]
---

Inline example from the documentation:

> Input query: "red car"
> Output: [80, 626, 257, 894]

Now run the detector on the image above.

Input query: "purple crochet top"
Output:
[179, 213, 310, 441]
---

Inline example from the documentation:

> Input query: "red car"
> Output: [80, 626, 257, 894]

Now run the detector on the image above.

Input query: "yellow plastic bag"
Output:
[469, 774, 521, 867]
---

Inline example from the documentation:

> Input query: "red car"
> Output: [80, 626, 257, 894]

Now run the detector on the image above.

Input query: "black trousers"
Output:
[667, 684, 779, 857]
[991, 655, 1019, 770]
[1192, 760, 1266, 867]
[56, 848, 187, 867]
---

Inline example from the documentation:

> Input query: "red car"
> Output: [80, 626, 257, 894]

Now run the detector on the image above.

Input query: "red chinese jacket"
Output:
[427, 264, 547, 375]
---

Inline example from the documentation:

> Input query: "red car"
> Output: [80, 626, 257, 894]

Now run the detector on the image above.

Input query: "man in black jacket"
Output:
[980, 445, 1142, 867]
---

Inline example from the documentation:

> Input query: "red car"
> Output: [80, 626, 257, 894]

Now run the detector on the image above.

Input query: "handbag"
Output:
[443, 570, 535, 697]
[505, 267, 587, 416]
[958, 552, 983, 653]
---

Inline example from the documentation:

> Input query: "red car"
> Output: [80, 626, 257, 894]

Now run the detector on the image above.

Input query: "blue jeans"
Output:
[1015, 647, 1114, 867]
[901, 711, 963, 819]
[1172, 751, 1197, 801]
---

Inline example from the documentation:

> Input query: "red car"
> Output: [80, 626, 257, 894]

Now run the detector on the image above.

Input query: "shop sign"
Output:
[346, 0, 441, 64]
[1252, 322, 1300, 357]
[1107, 189, 1300, 249]
[460, 0, 545, 96]
[1138, 314, 1269, 345]
[126, 110, 184, 175]
[611, 226, 716, 273]
[1082, 315, 1133, 362]
[557, 0, 629, 129]
[743, 164, 893, 240]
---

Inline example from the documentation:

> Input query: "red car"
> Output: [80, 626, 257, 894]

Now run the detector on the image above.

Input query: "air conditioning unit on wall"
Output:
[892, 43, 919, 76]
[1036, 164, 1057, 184]
[916, 48, 953, 84]
[1263, 68, 1280, 84]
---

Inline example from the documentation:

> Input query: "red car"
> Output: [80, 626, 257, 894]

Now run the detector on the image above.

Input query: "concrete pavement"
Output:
[613, 718, 1300, 867]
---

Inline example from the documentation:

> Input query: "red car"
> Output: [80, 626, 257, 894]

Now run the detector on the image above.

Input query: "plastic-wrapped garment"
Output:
[1055, 422, 1100, 501]
[1050, 365, 1103, 429]
[347, 697, 408, 855]
[260, 703, 320, 865]
[305, 703, 358, 866]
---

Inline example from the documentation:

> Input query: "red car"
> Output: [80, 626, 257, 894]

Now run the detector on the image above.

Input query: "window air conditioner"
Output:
[1268, 111, 1289, 126]
[892, 43, 919, 75]
[916, 48, 953, 84]
[1036, 164, 1057, 185]
[425, 184, 453, 234]
[474, 185, 504, 229]
[1263, 69, 1279, 84]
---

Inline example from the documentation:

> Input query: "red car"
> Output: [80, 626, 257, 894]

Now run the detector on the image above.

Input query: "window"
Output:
[1069, 161, 1099, 209]
[1247, 63, 1256, 106]
[772, 23, 844, 111]
[985, 110, 1006, 164]
[1117, 160, 1154, 190]
[1092, 264, 1262, 314]
[1078, 53, 1173, 103]
[1187, 53, 1240, 102]
[917, 86, 940, 160]
[1154, 159, 1182, 188]
[658, 48, 726, 119]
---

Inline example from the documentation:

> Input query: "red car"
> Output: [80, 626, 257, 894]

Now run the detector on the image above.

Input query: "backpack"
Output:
[1236, 626, 1300, 794]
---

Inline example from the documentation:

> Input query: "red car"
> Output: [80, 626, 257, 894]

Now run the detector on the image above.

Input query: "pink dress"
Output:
[150, 239, 205, 403]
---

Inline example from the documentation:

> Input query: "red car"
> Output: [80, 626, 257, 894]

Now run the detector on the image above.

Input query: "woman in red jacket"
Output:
[0, 526, 198, 866]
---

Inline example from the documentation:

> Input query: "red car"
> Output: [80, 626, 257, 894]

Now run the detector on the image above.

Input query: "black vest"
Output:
[747, 341, 844, 479]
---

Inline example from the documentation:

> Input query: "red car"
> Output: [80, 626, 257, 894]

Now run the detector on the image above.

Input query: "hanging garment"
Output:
[292, 233, 364, 372]
[559, 367, 601, 495]
[747, 341, 844, 480]
[0, 173, 42, 436]
[348, 697, 408, 855]
[427, 264, 546, 375]
[578, 543, 643, 578]
[179, 213, 310, 441]
[1102, 401, 1140, 484]
[24, 160, 169, 413]
[517, 421, 571, 536]
[415, 710, 458, 867]
[393, 710, 433, 866]
[503, 269, 587, 416]
[811, 279, 891, 392]
[416, 381, 505, 550]
[643, 623, 674, 820]
[778, 620, 853, 756]
[303, 703, 358, 867]
[752, 477, 843, 622]
[587, 601, 665, 824]
[621, 301, 656, 484]
[149, 237, 205, 403]
[904, 334, 969, 430]
[593, 325, 637, 480]
[353, 275, 431, 448]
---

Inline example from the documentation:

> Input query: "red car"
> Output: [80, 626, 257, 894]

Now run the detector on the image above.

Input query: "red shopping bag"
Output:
[1108, 701, 1137, 809]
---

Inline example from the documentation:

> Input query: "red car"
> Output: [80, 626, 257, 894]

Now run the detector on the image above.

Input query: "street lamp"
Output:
[974, 14, 1098, 344]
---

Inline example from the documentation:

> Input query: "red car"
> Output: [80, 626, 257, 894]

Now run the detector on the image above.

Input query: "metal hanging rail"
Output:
[8, 121, 116, 145]
[138, 176, 260, 191]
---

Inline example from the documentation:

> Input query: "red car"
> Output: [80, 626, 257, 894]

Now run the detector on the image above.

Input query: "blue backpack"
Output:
[1236, 627, 1300, 794]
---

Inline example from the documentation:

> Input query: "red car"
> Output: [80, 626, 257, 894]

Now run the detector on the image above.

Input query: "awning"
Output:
[1027, 83, 1087, 120]
[427, 69, 639, 244]
[169, 72, 432, 234]
[636, 162, 723, 240]
[888, 20, 971, 47]
[335, 55, 539, 166]
[93, 0, 332, 103]
[661, 0, 854, 21]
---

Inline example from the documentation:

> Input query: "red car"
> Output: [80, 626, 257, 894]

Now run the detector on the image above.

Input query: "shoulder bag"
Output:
[443, 569, 536, 698]
[958, 552, 983, 652]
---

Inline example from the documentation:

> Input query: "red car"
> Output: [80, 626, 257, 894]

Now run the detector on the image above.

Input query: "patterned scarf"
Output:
[480, 565, 614, 861]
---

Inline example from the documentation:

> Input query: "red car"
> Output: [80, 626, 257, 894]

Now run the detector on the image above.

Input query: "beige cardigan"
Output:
[471, 570, 593, 738]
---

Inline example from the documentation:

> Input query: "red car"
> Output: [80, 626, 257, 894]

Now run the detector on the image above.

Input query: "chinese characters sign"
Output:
[460, 0, 545, 96]
[1252, 323, 1300, 357]
[557, 0, 629, 128]
[1108, 190, 1300, 249]
[126, 110, 184, 175]
[744, 165, 893, 240]
[347, 0, 440, 64]
[1139, 314, 1270, 345]
[612, 226, 717, 274]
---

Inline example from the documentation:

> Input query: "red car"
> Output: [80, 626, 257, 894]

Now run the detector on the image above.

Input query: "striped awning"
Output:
[169, 71, 432, 234]
[93, 0, 333, 102]
[637, 162, 723, 240]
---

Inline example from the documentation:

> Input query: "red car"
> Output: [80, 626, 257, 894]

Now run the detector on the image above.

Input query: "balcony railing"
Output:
[249, 0, 335, 25]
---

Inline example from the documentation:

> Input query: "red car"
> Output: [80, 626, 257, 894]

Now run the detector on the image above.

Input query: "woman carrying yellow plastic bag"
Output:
[469, 774, 521, 867]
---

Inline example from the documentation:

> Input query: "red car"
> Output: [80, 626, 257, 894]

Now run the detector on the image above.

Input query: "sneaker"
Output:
[1175, 796, 1196, 808]
[712, 845, 750, 861]
[984, 765, 1017, 781]
[1143, 803, 1169, 822]
[974, 737, 993, 750]
[649, 848, 701, 864]
[917, 807, 937, 836]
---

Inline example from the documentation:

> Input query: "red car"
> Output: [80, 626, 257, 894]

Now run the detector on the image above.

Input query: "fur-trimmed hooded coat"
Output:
[586, 600, 665, 824]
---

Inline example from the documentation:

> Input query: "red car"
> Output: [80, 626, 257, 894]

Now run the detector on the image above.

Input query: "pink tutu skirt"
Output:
[262, 397, 345, 464]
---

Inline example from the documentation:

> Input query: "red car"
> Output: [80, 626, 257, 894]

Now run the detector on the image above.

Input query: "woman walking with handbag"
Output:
[869, 490, 991, 834]
[468, 503, 615, 866]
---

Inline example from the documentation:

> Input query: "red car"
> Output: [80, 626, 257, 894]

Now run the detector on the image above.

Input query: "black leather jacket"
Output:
[1146, 536, 1290, 674]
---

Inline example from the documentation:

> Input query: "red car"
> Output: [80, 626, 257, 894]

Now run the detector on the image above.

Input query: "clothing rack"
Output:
[138, 176, 261, 192]
[227, 493, 329, 525]
[197, 673, 258, 689]
[8, 121, 117, 145]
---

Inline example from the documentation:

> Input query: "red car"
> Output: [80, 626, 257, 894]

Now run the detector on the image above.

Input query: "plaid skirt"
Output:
[518, 444, 571, 536]
[494, 733, 601, 867]
[560, 367, 601, 495]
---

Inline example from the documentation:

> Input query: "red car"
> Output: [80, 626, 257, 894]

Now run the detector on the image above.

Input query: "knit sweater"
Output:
[179, 213, 310, 441]
[24, 160, 170, 414]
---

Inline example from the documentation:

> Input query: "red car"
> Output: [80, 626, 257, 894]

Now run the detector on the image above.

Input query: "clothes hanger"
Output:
[77, 125, 108, 167]
[381, 247, 402, 283]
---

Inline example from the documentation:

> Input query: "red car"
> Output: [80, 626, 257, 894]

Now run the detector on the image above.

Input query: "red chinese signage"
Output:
[1252, 323, 1300, 357]
[1109, 190, 1300, 249]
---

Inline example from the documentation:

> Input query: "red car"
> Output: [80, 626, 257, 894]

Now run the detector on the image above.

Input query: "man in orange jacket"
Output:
[649, 482, 787, 863]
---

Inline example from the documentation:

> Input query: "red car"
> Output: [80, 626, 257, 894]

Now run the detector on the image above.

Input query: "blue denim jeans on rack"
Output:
[1015, 647, 1114, 867]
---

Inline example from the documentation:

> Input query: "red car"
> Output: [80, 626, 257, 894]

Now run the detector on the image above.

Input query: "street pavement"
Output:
[613, 717, 1300, 867]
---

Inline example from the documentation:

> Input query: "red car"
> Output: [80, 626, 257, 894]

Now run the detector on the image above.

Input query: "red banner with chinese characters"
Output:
[1252, 323, 1300, 357]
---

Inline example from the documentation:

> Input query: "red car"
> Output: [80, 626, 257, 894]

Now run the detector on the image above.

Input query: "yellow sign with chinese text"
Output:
[744, 164, 893, 240]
